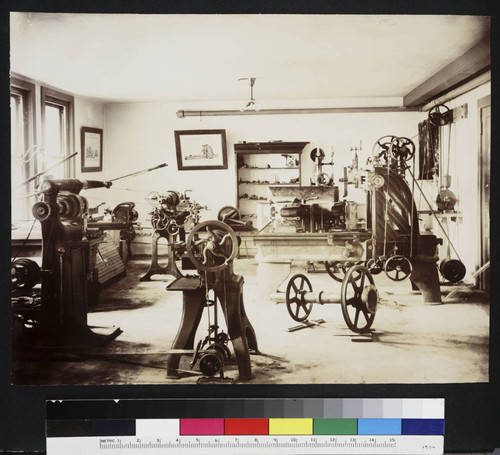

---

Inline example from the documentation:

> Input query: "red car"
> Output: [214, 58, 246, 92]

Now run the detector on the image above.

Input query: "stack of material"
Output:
[96, 236, 126, 285]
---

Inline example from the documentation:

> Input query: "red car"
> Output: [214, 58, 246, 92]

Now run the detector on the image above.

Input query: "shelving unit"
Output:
[234, 141, 309, 224]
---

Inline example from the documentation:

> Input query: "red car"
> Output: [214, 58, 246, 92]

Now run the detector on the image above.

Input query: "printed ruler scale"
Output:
[46, 398, 445, 455]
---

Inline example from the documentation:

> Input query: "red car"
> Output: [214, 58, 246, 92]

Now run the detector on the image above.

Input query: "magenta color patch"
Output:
[180, 419, 225, 435]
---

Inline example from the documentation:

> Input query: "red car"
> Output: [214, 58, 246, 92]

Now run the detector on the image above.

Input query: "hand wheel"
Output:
[341, 265, 378, 333]
[384, 255, 412, 281]
[186, 220, 238, 272]
[285, 274, 313, 322]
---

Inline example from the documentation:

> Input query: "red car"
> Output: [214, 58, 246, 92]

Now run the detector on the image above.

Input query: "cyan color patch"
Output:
[358, 419, 402, 435]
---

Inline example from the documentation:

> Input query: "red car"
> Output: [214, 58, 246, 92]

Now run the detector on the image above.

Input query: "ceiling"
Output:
[10, 13, 490, 106]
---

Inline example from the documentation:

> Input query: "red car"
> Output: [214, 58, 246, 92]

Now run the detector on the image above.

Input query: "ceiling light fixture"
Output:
[239, 77, 259, 111]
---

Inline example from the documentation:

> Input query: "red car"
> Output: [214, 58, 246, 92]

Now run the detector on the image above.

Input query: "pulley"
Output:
[11, 258, 41, 290]
[389, 137, 416, 162]
[163, 191, 181, 209]
[198, 344, 226, 377]
[324, 261, 363, 282]
[383, 255, 412, 281]
[32, 201, 52, 221]
[365, 258, 383, 275]
[316, 172, 331, 186]
[428, 104, 452, 126]
[440, 258, 466, 283]
[56, 193, 88, 222]
[374, 135, 398, 160]
[217, 206, 241, 223]
[310, 148, 325, 163]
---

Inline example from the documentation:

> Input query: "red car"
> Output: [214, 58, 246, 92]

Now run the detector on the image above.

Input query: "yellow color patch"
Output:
[269, 418, 313, 435]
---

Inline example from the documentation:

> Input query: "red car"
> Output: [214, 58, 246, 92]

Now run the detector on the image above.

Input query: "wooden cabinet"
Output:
[234, 141, 309, 223]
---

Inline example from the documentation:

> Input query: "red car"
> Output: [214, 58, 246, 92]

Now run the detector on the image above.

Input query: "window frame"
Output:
[10, 77, 36, 220]
[41, 86, 75, 178]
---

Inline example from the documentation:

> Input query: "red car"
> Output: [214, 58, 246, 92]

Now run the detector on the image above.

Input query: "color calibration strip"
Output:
[46, 399, 444, 455]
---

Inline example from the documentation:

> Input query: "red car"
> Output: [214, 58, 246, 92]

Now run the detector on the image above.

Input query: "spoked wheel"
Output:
[324, 261, 343, 282]
[325, 261, 362, 282]
[285, 274, 313, 322]
[11, 258, 41, 290]
[389, 137, 416, 162]
[341, 265, 378, 333]
[428, 104, 452, 126]
[186, 220, 238, 272]
[374, 135, 397, 161]
[217, 205, 241, 223]
[365, 258, 383, 275]
[384, 255, 412, 281]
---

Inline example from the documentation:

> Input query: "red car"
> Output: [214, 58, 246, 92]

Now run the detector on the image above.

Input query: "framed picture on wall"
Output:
[174, 129, 227, 170]
[81, 127, 103, 172]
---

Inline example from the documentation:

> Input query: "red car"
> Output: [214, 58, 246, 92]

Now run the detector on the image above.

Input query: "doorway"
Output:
[478, 95, 490, 292]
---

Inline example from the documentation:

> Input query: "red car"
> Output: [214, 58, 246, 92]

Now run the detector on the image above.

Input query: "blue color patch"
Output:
[91, 419, 136, 436]
[402, 419, 445, 435]
[358, 418, 401, 435]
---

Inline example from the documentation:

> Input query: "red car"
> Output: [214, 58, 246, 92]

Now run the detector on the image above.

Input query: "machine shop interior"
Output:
[10, 13, 491, 386]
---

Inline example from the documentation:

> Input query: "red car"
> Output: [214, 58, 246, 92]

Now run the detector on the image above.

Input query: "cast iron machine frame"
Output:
[166, 220, 258, 382]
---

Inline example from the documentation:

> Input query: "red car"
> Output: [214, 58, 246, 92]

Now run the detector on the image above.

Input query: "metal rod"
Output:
[109, 162, 168, 182]
[17, 152, 78, 188]
[177, 106, 420, 118]
[406, 166, 462, 261]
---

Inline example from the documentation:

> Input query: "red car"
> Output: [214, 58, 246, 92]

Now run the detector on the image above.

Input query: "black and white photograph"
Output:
[9, 13, 491, 387]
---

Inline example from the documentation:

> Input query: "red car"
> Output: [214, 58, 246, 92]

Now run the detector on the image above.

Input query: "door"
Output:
[478, 95, 490, 292]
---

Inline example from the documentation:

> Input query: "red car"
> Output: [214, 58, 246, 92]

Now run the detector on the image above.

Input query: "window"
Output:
[41, 87, 75, 180]
[10, 78, 35, 221]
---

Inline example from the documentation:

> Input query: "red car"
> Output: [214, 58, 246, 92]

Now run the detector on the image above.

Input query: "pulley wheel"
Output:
[217, 205, 241, 223]
[285, 274, 313, 322]
[186, 220, 238, 272]
[11, 258, 41, 290]
[428, 104, 452, 126]
[341, 265, 377, 333]
[32, 201, 51, 221]
[316, 172, 331, 186]
[384, 255, 412, 282]
[440, 258, 466, 283]
[365, 258, 383, 275]
[310, 148, 325, 163]
[199, 346, 224, 377]
[389, 137, 416, 162]
[375, 135, 397, 160]
[324, 261, 343, 282]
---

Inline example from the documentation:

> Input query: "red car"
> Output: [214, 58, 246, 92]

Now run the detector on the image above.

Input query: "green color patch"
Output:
[313, 418, 357, 435]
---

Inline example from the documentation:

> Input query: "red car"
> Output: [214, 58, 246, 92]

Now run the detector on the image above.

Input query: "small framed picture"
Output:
[174, 129, 228, 170]
[81, 127, 103, 172]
